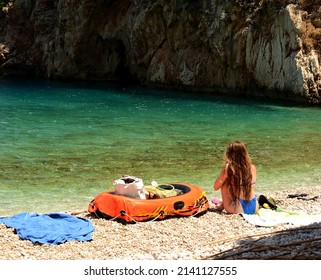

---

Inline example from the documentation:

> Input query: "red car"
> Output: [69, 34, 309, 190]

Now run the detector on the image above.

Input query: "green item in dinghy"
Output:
[144, 184, 177, 198]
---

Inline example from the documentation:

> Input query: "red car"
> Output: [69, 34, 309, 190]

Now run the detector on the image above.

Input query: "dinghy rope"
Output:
[92, 196, 208, 222]
[107, 201, 205, 223]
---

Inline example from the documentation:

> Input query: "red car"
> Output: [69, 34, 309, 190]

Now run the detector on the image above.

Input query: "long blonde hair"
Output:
[224, 141, 252, 204]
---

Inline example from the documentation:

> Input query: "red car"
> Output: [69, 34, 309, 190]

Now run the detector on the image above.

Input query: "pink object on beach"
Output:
[211, 198, 221, 205]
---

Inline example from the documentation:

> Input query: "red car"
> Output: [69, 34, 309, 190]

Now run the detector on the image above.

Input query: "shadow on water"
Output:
[1, 76, 315, 109]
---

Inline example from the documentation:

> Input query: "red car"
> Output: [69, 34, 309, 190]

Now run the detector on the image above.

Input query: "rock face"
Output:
[0, 0, 320, 104]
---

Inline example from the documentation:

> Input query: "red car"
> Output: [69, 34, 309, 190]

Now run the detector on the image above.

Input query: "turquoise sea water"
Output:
[1, 78, 321, 216]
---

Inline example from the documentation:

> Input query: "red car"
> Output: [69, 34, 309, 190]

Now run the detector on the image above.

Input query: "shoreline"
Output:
[1, 185, 320, 260]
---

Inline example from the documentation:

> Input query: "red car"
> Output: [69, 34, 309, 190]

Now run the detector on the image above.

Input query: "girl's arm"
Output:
[214, 166, 227, 190]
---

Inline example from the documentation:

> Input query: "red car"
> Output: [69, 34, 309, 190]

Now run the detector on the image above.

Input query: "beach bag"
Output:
[113, 175, 146, 200]
[144, 184, 177, 199]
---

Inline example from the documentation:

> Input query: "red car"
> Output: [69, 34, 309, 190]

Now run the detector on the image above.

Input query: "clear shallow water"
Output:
[1, 78, 321, 216]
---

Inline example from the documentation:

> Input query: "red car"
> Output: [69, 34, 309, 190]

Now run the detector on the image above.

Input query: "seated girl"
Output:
[213, 140, 258, 214]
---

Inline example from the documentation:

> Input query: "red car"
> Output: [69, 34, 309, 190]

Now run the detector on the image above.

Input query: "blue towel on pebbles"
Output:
[0, 212, 94, 245]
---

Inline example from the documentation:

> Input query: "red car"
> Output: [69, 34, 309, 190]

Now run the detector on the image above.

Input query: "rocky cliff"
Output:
[0, 0, 320, 104]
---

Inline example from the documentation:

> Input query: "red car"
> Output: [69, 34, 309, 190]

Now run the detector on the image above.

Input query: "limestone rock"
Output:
[0, 0, 320, 104]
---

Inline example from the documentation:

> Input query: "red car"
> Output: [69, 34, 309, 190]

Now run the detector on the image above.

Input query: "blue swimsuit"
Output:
[239, 197, 257, 214]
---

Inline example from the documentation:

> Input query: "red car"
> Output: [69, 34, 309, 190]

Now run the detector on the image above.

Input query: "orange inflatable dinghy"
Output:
[88, 183, 209, 222]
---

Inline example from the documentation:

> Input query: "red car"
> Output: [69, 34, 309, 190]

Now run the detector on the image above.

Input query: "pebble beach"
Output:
[0, 186, 320, 260]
